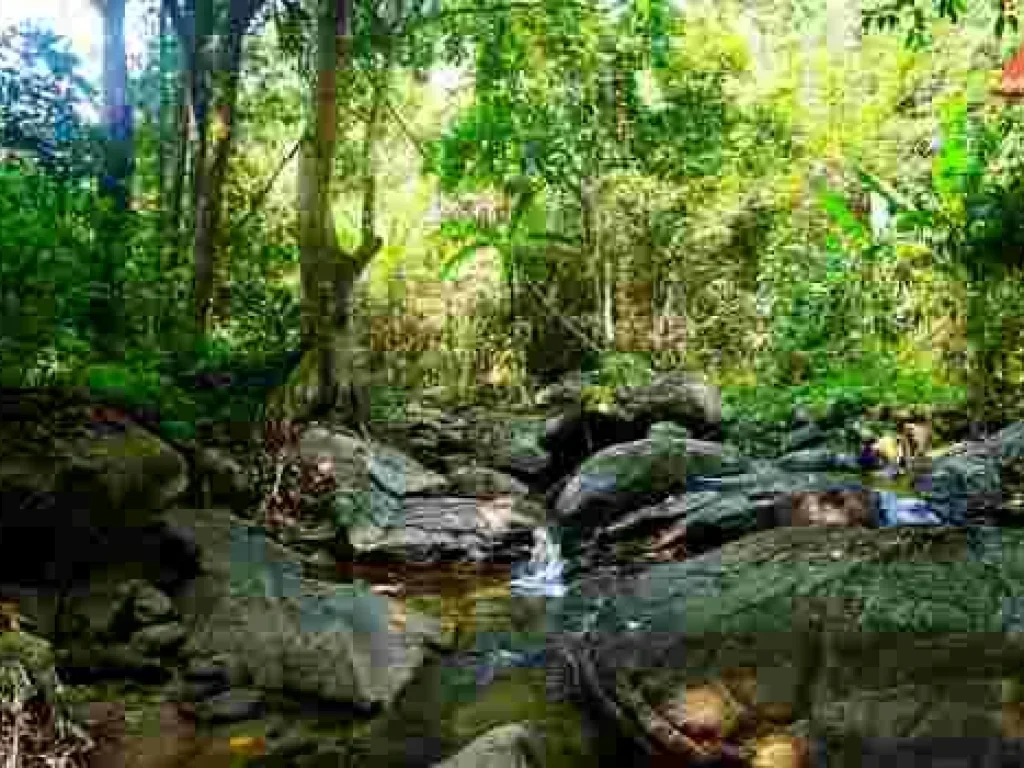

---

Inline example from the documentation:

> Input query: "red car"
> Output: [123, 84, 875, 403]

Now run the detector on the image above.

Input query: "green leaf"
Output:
[854, 167, 910, 213]
[439, 240, 490, 281]
[815, 186, 868, 242]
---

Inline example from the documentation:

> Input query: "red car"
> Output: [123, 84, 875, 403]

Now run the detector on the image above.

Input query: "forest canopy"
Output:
[2, 0, 1024, 433]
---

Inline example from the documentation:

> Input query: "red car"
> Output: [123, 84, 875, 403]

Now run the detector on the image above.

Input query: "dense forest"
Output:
[5, 0, 1024, 435]
[11, 1, 1024, 766]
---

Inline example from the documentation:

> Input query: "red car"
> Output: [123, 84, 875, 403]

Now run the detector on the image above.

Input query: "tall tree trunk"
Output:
[169, 64, 190, 266]
[158, 0, 169, 267]
[290, 0, 380, 421]
[159, 0, 190, 270]
[98, 0, 134, 212]
[298, 0, 345, 412]
[190, 0, 260, 331]
[92, 0, 134, 355]
[195, 35, 244, 329]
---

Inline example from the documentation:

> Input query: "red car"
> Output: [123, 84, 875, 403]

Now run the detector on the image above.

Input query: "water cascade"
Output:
[510, 525, 567, 597]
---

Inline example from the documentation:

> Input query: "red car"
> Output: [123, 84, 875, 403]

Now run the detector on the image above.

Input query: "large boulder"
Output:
[0, 390, 189, 586]
[553, 437, 688, 532]
[370, 405, 552, 487]
[194, 446, 256, 512]
[776, 448, 856, 473]
[540, 407, 649, 484]
[599, 491, 764, 560]
[448, 466, 530, 499]
[300, 426, 546, 564]
[300, 427, 449, 499]
[924, 430, 1009, 525]
[0, 393, 188, 526]
[615, 372, 722, 438]
[164, 506, 442, 710]
[545, 525, 1024, 764]
[681, 438, 751, 480]
[596, 482, 882, 565]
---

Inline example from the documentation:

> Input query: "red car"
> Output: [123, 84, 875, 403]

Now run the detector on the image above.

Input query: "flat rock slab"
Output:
[350, 495, 544, 564]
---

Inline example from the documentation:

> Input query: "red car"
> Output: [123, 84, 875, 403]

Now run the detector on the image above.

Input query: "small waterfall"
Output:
[510, 525, 567, 597]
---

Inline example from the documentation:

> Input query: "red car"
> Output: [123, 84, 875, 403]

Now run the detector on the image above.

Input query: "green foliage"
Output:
[722, 347, 966, 431]
[594, 351, 654, 390]
[0, 162, 100, 379]
[0, 22, 99, 179]
[863, 0, 1009, 47]
[6, 0, 1024, 435]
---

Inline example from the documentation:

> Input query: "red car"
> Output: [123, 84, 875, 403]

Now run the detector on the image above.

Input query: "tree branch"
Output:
[227, 136, 303, 239]
[520, 274, 604, 353]
[390, 0, 594, 39]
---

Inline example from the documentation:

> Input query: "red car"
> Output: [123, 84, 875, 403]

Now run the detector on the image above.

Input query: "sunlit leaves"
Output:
[814, 184, 869, 244]
[0, 23, 99, 179]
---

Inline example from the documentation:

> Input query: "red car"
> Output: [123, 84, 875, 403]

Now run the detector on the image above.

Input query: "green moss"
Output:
[450, 670, 594, 768]
[580, 440, 687, 495]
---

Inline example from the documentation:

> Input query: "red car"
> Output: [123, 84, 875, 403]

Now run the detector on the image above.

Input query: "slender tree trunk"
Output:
[292, 0, 381, 421]
[169, 65, 190, 266]
[159, 0, 189, 270]
[191, 0, 260, 331]
[92, 0, 133, 355]
[98, 0, 134, 212]
[298, 0, 344, 409]
[200, 34, 245, 328]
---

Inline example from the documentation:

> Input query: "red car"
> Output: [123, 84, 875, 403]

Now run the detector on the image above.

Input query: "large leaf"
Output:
[439, 239, 494, 281]
[814, 184, 868, 242]
[854, 167, 911, 213]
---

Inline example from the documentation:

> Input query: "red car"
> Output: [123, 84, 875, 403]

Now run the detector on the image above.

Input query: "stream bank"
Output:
[4, 373, 1024, 767]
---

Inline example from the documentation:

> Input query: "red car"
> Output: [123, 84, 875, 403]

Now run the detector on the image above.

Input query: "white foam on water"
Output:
[510, 526, 568, 598]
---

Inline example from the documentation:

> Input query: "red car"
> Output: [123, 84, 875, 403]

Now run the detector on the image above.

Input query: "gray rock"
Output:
[184, 657, 232, 684]
[56, 642, 170, 683]
[0, 403, 188, 585]
[599, 490, 762, 557]
[126, 580, 177, 627]
[267, 733, 319, 761]
[543, 525, 1024, 762]
[925, 452, 1001, 525]
[434, 723, 544, 768]
[683, 438, 751, 479]
[195, 446, 253, 511]
[195, 687, 265, 724]
[130, 622, 187, 656]
[777, 448, 842, 473]
[786, 423, 826, 452]
[448, 466, 530, 498]
[791, 405, 815, 427]
[166, 506, 441, 709]
[615, 372, 722, 435]
[299, 427, 449, 499]
[349, 495, 543, 563]
[178, 658, 232, 700]
[555, 437, 687, 530]
[647, 421, 690, 442]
